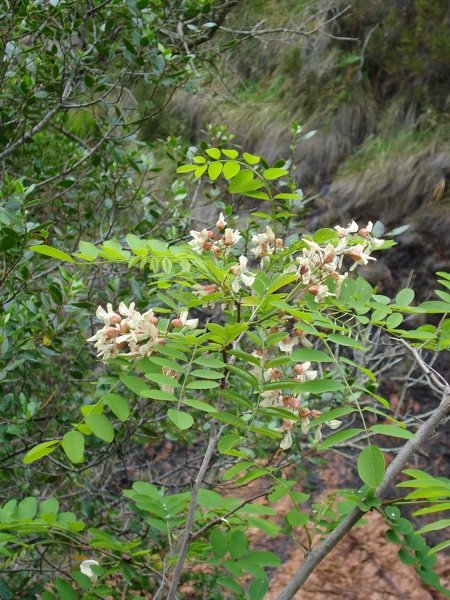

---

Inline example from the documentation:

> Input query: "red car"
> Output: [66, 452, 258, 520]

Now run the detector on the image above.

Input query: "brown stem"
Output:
[277, 388, 449, 600]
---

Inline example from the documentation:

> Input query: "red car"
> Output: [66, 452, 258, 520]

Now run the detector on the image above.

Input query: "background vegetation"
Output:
[0, 0, 448, 598]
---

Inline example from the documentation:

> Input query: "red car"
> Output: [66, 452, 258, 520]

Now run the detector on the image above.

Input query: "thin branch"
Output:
[166, 421, 219, 600]
[277, 385, 449, 599]
[0, 79, 73, 161]
[191, 488, 270, 540]
[357, 24, 379, 81]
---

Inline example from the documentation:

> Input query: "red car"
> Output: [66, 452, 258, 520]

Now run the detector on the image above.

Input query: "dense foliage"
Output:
[0, 1, 449, 599]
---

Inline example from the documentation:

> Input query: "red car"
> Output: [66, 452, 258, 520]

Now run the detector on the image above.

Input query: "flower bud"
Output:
[359, 228, 370, 239]
[300, 407, 310, 419]
[110, 313, 122, 324]
[308, 285, 320, 296]
[202, 241, 212, 251]
[204, 284, 218, 294]
[104, 327, 117, 339]
[268, 368, 282, 380]
[310, 409, 322, 419]
[171, 318, 182, 328]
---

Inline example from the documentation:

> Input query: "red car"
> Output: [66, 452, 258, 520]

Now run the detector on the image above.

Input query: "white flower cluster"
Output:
[87, 303, 198, 361]
[251, 225, 283, 259]
[188, 213, 240, 257]
[293, 220, 383, 302]
[254, 356, 343, 450]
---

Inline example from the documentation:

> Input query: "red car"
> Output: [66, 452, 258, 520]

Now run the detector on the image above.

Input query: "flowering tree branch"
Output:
[277, 351, 450, 600]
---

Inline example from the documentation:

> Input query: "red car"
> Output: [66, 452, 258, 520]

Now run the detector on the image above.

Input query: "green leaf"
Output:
[145, 373, 180, 387]
[183, 399, 217, 413]
[248, 578, 269, 600]
[358, 445, 385, 488]
[186, 380, 220, 389]
[167, 409, 193, 430]
[267, 273, 297, 294]
[318, 428, 363, 450]
[189, 368, 224, 379]
[412, 502, 450, 517]
[228, 529, 247, 558]
[313, 228, 339, 244]
[223, 161, 240, 179]
[218, 434, 244, 454]
[418, 301, 450, 313]
[216, 577, 242, 594]
[370, 425, 415, 439]
[120, 375, 148, 395]
[246, 550, 281, 567]
[416, 519, 450, 535]
[17, 496, 38, 519]
[429, 539, 450, 555]
[208, 161, 223, 180]
[356, 277, 372, 302]
[54, 578, 78, 600]
[39, 498, 59, 514]
[290, 349, 334, 363]
[222, 461, 252, 481]
[386, 313, 404, 329]
[286, 510, 308, 526]
[229, 169, 253, 193]
[292, 379, 345, 394]
[263, 168, 288, 180]
[327, 333, 365, 350]
[214, 411, 246, 428]
[194, 356, 226, 368]
[243, 152, 260, 165]
[140, 389, 178, 402]
[31, 245, 75, 263]
[385, 529, 402, 544]
[206, 148, 221, 160]
[211, 528, 228, 558]
[340, 278, 357, 300]
[195, 165, 207, 178]
[222, 149, 239, 159]
[176, 164, 197, 173]
[310, 406, 356, 427]
[62, 430, 84, 463]
[84, 414, 114, 442]
[103, 393, 129, 421]
[398, 548, 415, 566]
[79, 240, 98, 259]
[246, 516, 280, 537]
[396, 288, 415, 306]
[23, 440, 59, 464]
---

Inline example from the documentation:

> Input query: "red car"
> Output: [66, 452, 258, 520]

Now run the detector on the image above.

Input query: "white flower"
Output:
[280, 430, 293, 450]
[179, 310, 198, 330]
[80, 559, 100, 583]
[278, 335, 299, 353]
[222, 228, 241, 246]
[348, 244, 376, 270]
[231, 255, 256, 292]
[301, 418, 310, 435]
[188, 229, 211, 254]
[96, 303, 121, 326]
[326, 419, 342, 430]
[293, 361, 317, 382]
[216, 212, 227, 230]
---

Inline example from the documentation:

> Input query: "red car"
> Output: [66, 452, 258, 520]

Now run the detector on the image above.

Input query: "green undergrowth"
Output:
[336, 126, 450, 178]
